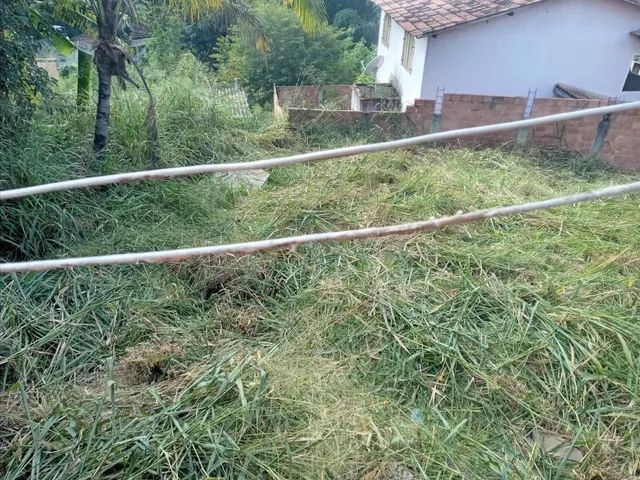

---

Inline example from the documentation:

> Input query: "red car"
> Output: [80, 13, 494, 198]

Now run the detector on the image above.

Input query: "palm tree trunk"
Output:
[77, 50, 92, 107]
[93, 65, 111, 155]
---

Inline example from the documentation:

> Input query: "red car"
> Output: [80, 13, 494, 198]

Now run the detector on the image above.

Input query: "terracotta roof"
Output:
[373, 0, 640, 37]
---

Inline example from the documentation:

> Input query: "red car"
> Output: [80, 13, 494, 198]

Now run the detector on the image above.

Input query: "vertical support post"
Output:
[590, 114, 611, 158]
[431, 86, 445, 133]
[516, 88, 537, 146]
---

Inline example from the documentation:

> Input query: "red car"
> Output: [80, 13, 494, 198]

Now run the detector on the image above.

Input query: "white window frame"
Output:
[382, 13, 392, 48]
[401, 31, 415, 72]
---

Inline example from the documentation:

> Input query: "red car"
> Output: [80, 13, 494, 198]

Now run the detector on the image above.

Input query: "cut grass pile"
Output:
[1, 62, 640, 478]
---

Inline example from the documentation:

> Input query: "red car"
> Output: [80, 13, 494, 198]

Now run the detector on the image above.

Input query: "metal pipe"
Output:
[2, 100, 640, 201]
[2, 181, 639, 273]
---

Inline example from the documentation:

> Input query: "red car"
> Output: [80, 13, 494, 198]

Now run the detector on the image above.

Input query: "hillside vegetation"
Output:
[2, 59, 640, 480]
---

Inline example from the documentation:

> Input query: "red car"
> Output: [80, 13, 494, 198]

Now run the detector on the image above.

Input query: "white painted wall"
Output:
[376, 12, 428, 109]
[420, 0, 640, 100]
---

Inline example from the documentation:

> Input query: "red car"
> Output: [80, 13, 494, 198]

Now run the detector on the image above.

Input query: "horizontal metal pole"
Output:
[2, 100, 639, 201]
[2, 181, 639, 273]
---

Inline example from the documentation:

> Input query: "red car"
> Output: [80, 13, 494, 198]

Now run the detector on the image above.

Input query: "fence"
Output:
[282, 93, 640, 171]
[3, 101, 639, 201]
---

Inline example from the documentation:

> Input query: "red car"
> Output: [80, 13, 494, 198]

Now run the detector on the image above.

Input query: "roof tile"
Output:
[374, 0, 640, 36]
[373, 0, 545, 36]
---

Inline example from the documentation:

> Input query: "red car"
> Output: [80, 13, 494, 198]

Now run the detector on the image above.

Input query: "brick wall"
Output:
[428, 95, 639, 171]
[530, 98, 608, 155]
[406, 99, 436, 132]
[322, 85, 353, 110]
[285, 92, 640, 171]
[441, 95, 531, 145]
[604, 109, 640, 171]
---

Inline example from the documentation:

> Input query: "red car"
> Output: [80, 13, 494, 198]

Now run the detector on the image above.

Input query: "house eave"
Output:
[415, 0, 550, 38]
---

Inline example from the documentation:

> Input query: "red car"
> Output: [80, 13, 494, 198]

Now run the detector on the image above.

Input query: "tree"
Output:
[181, 14, 229, 68]
[333, 8, 377, 44]
[324, 0, 377, 24]
[58, 0, 326, 162]
[215, 4, 372, 104]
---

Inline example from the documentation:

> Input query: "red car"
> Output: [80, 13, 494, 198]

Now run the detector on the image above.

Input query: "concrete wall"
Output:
[421, 0, 640, 100]
[376, 12, 428, 109]
[274, 85, 353, 114]
[287, 94, 640, 171]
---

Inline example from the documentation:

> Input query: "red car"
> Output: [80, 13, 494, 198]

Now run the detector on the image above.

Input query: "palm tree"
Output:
[71, 0, 325, 161]
[92, 0, 138, 155]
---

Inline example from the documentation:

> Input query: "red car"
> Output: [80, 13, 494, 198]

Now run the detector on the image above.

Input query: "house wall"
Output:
[421, 0, 640, 100]
[376, 12, 428, 109]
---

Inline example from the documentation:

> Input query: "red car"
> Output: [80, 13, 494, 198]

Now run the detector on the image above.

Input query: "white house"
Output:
[372, 0, 640, 108]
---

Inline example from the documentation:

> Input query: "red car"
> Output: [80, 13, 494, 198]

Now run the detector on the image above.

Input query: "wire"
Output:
[2, 100, 639, 201]
[2, 181, 638, 273]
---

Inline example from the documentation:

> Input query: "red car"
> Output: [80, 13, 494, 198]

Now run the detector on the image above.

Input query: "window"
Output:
[623, 55, 640, 92]
[382, 13, 391, 47]
[401, 31, 415, 72]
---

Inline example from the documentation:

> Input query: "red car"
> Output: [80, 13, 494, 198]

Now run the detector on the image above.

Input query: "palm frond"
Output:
[167, 0, 324, 32]
[283, 0, 326, 32]
[113, 0, 138, 34]
[53, 0, 97, 31]
[94, 0, 106, 24]
[219, 0, 265, 49]
[51, 31, 76, 56]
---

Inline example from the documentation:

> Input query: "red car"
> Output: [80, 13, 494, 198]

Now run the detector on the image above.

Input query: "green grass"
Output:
[2, 59, 640, 479]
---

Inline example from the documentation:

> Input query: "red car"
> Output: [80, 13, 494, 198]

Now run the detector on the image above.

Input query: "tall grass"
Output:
[1, 57, 640, 479]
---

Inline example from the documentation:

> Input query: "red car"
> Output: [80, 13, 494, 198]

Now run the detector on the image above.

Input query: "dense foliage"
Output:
[333, 6, 377, 43]
[181, 15, 228, 67]
[327, 0, 378, 44]
[325, 0, 378, 22]
[215, 4, 373, 103]
[0, 0, 54, 130]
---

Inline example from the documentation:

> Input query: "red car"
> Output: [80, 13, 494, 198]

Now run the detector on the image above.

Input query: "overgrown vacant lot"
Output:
[1, 78, 640, 479]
